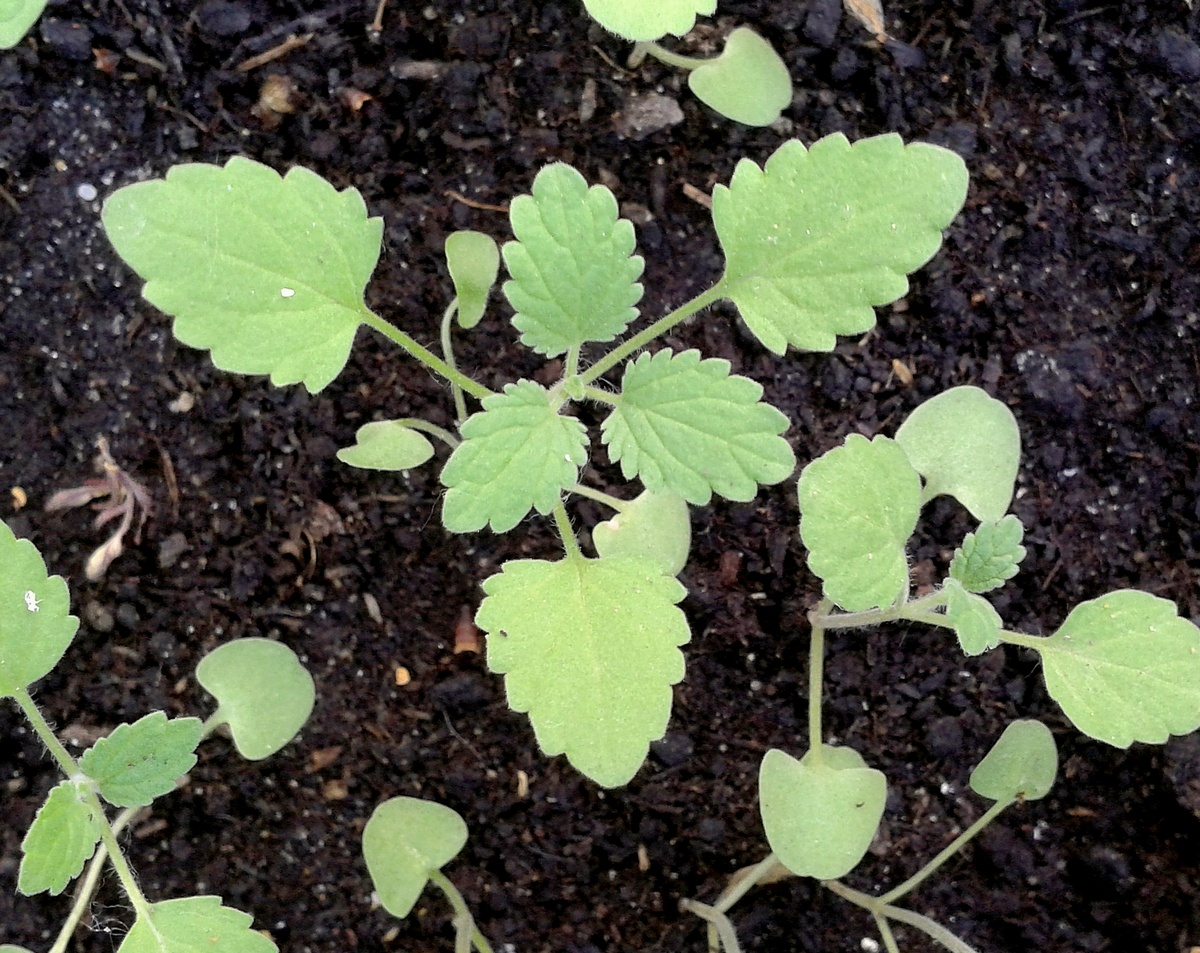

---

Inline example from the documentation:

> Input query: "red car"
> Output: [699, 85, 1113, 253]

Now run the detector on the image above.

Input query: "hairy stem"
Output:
[361, 309, 493, 400]
[12, 688, 80, 778]
[440, 300, 470, 423]
[553, 501, 584, 562]
[428, 869, 494, 953]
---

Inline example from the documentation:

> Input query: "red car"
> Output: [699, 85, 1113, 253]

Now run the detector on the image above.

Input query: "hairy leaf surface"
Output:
[18, 780, 101, 896]
[117, 897, 277, 953]
[80, 712, 202, 807]
[950, 515, 1026, 593]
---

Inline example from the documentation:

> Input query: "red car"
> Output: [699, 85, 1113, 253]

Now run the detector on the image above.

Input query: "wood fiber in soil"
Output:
[2, 1, 1200, 951]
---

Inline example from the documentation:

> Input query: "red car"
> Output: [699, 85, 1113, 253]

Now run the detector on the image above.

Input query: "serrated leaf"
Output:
[102, 157, 382, 393]
[713, 133, 968, 354]
[592, 489, 692, 576]
[79, 712, 202, 808]
[18, 779, 102, 896]
[502, 163, 643, 356]
[117, 896, 276, 953]
[582, 0, 715, 40]
[950, 515, 1026, 593]
[362, 797, 468, 919]
[797, 434, 921, 612]
[441, 381, 588, 533]
[687, 28, 792, 127]
[336, 420, 435, 471]
[894, 386, 1020, 521]
[1035, 590, 1200, 747]
[479, 555, 690, 787]
[0, 520, 78, 698]
[969, 720, 1058, 803]
[196, 638, 315, 761]
[446, 230, 500, 329]
[759, 746, 887, 880]
[0, 0, 47, 48]
[601, 349, 795, 505]
[943, 578, 1002, 656]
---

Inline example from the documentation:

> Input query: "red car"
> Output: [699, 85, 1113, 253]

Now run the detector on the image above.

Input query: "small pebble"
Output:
[76, 183, 98, 201]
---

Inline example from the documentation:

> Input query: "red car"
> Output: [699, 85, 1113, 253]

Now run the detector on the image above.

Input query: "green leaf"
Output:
[441, 381, 588, 533]
[479, 555, 690, 787]
[117, 896, 277, 953]
[582, 0, 715, 40]
[446, 230, 500, 329]
[1035, 590, 1200, 747]
[79, 712, 202, 808]
[969, 720, 1058, 803]
[687, 28, 792, 127]
[0, 520, 78, 698]
[797, 434, 921, 612]
[592, 489, 692, 576]
[943, 579, 1002, 656]
[949, 515, 1026, 594]
[601, 349, 795, 505]
[0, 946, 38, 953]
[102, 157, 382, 393]
[362, 797, 468, 919]
[336, 420, 435, 471]
[713, 133, 969, 354]
[18, 779, 102, 896]
[759, 746, 887, 880]
[0, 0, 47, 48]
[894, 386, 1020, 521]
[502, 163, 644, 356]
[196, 638, 316, 761]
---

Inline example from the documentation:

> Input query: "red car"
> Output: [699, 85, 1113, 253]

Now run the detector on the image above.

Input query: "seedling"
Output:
[0, 0, 46, 49]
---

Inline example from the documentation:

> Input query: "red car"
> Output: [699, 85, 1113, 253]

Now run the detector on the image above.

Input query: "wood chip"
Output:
[235, 33, 313, 73]
[516, 769, 529, 799]
[843, 0, 888, 41]
[681, 182, 713, 210]
[363, 592, 383, 624]
[394, 666, 411, 686]
[309, 746, 343, 772]
[10, 486, 26, 510]
[891, 358, 914, 386]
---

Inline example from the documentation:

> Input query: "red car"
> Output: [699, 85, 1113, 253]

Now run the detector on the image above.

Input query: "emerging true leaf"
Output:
[117, 896, 277, 953]
[0, 0, 46, 48]
[713, 133, 968, 354]
[592, 489, 692, 576]
[601, 349, 795, 505]
[582, 0, 715, 40]
[18, 779, 101, 896]
[102, 157, 383, 392]
[362, 797, 469, 919]
[943, 578, 1002, 656]
[503, 163, 643, 356]
[950, 515, 1026, 594]
[79, 712, 202, 808]
[337, 420, 435, 471]
[445, 230, 500, 329]
[479, 555, 690, 787]
[969, 720, 1058, 803]
[687, 28, 792, 127]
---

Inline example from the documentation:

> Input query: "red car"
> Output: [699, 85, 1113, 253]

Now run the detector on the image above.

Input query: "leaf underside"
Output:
[19, 780, 101, 896]
[582, 0, 716, 40]
[362, 797, 469, 919]
[117, 896, 277, 953]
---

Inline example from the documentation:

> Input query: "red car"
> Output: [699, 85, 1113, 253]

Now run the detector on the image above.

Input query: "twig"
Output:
[235, 33, 313, 72]
[445, 189, 509, 214]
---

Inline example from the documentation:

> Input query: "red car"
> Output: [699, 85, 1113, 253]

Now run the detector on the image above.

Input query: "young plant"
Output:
[101, 131, 969, 788]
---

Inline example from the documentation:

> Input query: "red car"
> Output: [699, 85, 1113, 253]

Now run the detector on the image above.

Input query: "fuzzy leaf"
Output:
[18, 779, 102, 896]
[337, 420, 435, 471]
[687, 28, 792, 127]
[479, 555, 690, 787]
[441, 381, 588, 533]
[969, 720, 1058, 803]
[79, 712, 202, 808]
[592, 489, 692, 576]
[582, 0, 715, 40]
[502, 163, 643, 356]
[797, 434, 921, 612]
[362, 797, 468, 919]
[949, 515, 1026, 594]
[943, 578, 1002, 656]
[446, 230, 500, 329]
[117, 897, 277, 953]
[601, 349, 795, 505]
[102, 157, 382, 392]
[713, 133, 968, 354]
[0, 0, 46, 48]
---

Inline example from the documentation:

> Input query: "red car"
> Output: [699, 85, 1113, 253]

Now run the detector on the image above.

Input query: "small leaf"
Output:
[592, 489, 692, 576]
[797, 434, 921, 612]
[688, 28, 792, 127]
[117, 896, 277, 953]
[0, 520, 78, 698]
[445, 230, 500, 329]
[894, 386, 1020, 521]
[441, 381, 588, 533]
[502, 164, 644, 356]
[102, 157, 383, 393]
[336, 420, 435, 471]
[0, 0, 47, 48]
[1035, 590, 1200, 747]
[713, 133, 968, 354]
[601, 349, 795, 505]
[479, 555, 690, 787]
[362, 797, 469, 919]
[18, 779, 102, 896]
[582, 0, 715, 40]
[949, 515, 1026, 594]
[943, 578, 1002, 656]
[759, 746, 887, 880]
[79, 712, 202, 808]
[969, 720, 1058, 803]
[196, 638, 316, 761]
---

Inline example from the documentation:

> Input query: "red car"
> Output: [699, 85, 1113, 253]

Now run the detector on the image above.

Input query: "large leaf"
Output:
[18, 779, 102, 896]
[969, 720, 1058, 803]
[687, 28, 792, 127]
[362, 797, 468, 919]
[502, 163, 643, 356]
[713, 133, 969, 354]
[479, 555, 690, 787]
[601, 349, 795, 505]
[102, 157, 382, 392]
[582, 0, 715, 40]
[79, 712, 202, 808]
[949, 515, 1026, 594]
[445, 230, 500, 329]
[592, 489, 692, 576]
[0, 0, 46, 48]
[441, 381, 588, 533]
[117, 897, 277, 953]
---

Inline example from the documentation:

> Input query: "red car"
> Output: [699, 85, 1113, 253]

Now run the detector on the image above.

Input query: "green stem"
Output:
[391, 417, 462, 450]
[679, 899, 742, 953]
[995, 629, 1048, 650]
[813, 589, 948, 631]
[874, 913, 902, 953]
[808, 602, 829, 760]
[88, 788, 153, 922]
[713, 853, 786, 914]
[428, 870, 494, 953]
[361, 309, 493, 400]
[642, 40, 710, 71]
[580, 383, 618, 406]
[568, 483, 627, 513]
[824, 882, 984, 953]
[553, 501, 584, 562]
[12, 688, 80, 777]
[440, 300, 470, 423]
[565, 343, 581, 380]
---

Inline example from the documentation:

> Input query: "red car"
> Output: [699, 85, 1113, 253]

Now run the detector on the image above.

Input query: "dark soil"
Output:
[3, 1, 1200, 951]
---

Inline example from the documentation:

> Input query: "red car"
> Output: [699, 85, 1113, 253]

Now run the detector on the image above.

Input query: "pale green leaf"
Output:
[502, 163, 643, 356]
[592, 489, 692, 576]
[18, 779, 102, 896]
[441, 381, 588, 533]
[1036, 590, 1200, 747]
[797, 434, 921, 612]
[117, 896, 276, 953]
[362, 797, 468, 919]
[479, 555, 690, 787]
[943, 578, 1002, 656]
[196, 638, 315, 761]
[582, 0, 715, 40]
[0, 520, 78, 698]
[337, 420, 435, 471]
[102, 157, 383, 393]
[79, 712, 202, 808]
[601, 349, 795, 505]
[687, 28, 792, 127]
[446, 230, 500, 329]
[0, 0, 46, 48]
[759, 746, 887, 880]
[894, 386, 1020, 521]
[949, 515, 1026, 594]
[0, 945, 38, 952]
[713, 133, 969, 353]
[969, 720, 1058, 803]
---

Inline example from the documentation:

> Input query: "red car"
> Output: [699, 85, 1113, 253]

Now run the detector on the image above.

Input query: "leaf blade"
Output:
[582, 0, 716, 40]
[0, 0, 47, 48]
[943, 578, 1002, 656]
[362, 797, 468, 919]
[79, 712, 202, 808]
[117, 896, 277, 953]
[687, 28, 792, 127]
[18, 779, 102, 896]
[949, 515, 1027, 594]
[446, 230, 500, 329]
[969, 720, 1058, 803]
[336, 420, 435, 471]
